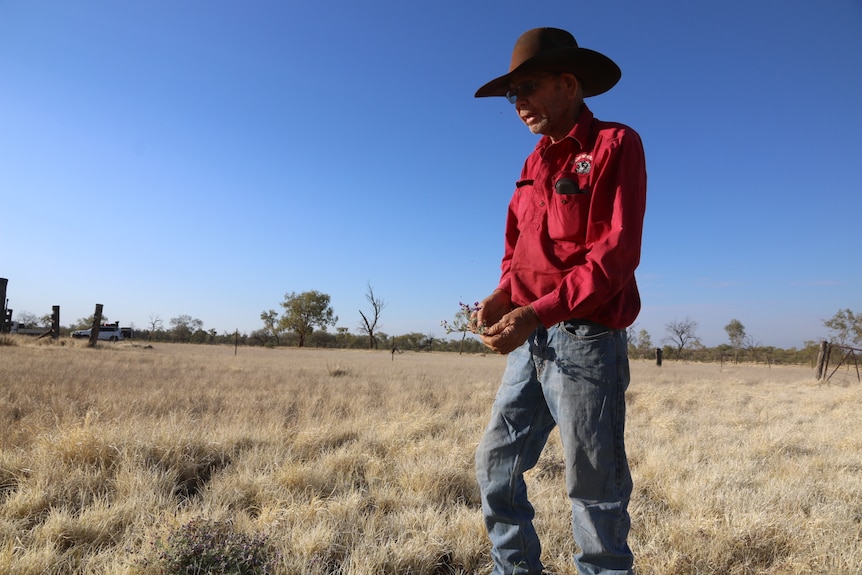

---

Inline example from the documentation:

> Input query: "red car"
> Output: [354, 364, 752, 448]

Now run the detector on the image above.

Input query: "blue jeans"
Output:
[475, 321, 634, 575]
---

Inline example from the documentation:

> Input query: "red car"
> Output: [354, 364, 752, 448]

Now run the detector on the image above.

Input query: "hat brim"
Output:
[474, 47, 621, 99]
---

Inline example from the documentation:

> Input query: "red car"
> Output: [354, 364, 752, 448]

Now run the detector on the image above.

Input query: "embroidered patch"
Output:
[574, 153, 593, 175]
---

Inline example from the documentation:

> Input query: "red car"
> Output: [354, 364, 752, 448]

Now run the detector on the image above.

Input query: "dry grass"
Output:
[0, 336, 860, 574]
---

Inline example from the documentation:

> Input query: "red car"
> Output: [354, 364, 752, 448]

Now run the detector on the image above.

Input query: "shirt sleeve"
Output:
[530, 127, 647, 327]
[496, 169, 529, 297]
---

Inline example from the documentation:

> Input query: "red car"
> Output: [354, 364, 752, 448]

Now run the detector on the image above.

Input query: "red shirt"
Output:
[497, 104, 647, 329]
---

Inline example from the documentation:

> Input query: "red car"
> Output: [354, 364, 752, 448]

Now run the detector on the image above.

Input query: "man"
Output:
[472, 28, 646, 575]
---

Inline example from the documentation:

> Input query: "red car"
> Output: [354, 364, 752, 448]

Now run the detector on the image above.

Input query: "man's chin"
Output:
[524, 119, 548, 135]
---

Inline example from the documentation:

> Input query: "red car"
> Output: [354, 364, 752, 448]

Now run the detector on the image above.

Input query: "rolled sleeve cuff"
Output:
[530, 293, 569, 328]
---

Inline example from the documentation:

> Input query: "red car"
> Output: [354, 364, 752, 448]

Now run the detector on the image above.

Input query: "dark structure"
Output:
[1, 278, 11, 334]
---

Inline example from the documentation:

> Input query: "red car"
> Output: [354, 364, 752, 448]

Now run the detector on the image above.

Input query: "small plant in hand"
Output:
[441, 301, 486, 335]
[441, 302, 487, 355]
[142, 517, 280, 574]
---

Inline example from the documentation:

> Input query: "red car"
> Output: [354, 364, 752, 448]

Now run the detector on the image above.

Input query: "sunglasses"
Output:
[505, 74, 555, 104]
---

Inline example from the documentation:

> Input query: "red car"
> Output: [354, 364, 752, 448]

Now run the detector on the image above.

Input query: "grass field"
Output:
[1, 337, 860, 574]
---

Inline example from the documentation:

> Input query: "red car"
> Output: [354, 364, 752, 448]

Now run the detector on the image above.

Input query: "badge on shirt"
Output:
[574, 153, 593, 175]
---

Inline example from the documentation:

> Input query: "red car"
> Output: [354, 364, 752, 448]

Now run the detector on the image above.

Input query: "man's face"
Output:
[507, 72, 579, 141]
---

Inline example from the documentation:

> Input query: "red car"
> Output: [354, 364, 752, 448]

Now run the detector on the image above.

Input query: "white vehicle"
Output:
[71, 324, 124, 341]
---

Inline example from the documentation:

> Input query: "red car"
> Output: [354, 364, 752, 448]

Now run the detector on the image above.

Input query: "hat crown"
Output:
[509, 28, 579, 72]
[474, 27, 620, 99]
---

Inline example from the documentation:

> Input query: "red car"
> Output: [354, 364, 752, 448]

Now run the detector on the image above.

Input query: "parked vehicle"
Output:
[9, 322, 48, 336]
[71, 324, 124, 342]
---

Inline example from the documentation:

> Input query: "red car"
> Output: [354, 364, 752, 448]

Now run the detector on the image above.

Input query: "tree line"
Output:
[252, 288, 858, 365]
[254, 287, 486, 353]
[10, 287, 860, 363]
[627, 309, 862, 366]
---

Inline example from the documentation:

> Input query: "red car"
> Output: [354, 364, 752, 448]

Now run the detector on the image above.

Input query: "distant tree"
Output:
[664, 317, 700, 360]
[260, 309, 283, 346]
[74, 314, 110, 330]
[14, 311, 41, 328]
[823, 309, 862, 347]
[626, 324, 639, 351]
[147, 314, 163, 341]
[170, 315, 204, 343]
[638, 329, 653, 358]
[626, 325, 653, 359]
[374, 331, 390, 350]
[335, 326, 355, 348]
[278, 291, 338, 348]
[393, 332, 426, 351]
[358, 283, 385, 349]
[248, 328, 271, 347]
[307, 328, 336, 348]
[724, 319, 746, 349]
[725, 319, 746, 361]
[189, 328, 208, 344]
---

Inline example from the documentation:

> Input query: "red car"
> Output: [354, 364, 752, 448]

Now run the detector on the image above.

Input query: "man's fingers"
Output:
[482, 321, 505, 337]
[474, 310, 487, 327]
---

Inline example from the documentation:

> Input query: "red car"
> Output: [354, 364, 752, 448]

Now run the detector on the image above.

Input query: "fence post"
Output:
[815, 340, 829, 380]
[0, 278, 8, 333]
[88, 304, 104, 348]
[51, 306, 60, 339]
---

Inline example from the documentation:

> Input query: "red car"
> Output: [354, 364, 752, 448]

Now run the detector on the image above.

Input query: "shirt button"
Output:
[539, 201, 545, 207]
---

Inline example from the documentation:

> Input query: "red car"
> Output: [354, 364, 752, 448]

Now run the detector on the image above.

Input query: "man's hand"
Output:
[473, 290, 512, 333]
[480, 305, 541, 354]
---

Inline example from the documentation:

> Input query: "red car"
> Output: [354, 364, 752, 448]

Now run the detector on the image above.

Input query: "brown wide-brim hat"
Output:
[475, 27, 621, 99]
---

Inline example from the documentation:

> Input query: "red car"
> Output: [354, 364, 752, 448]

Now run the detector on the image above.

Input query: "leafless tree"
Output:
[664, 317, 700, 360]
[14, 311, 40, 328]
[739, 333, 761, 362]
[358, 283, 386, 349]
[147, 314, 163, 341]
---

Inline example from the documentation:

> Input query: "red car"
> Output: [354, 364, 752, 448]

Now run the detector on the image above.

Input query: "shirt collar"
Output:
[536, 103, 594, 154]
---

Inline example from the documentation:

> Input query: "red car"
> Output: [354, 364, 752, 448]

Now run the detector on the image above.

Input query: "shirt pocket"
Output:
[548, 172, 590, 243]
[513, 179, 538, 231]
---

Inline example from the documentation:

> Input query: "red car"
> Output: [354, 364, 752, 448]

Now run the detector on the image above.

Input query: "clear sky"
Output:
[1, 0, 860, 349]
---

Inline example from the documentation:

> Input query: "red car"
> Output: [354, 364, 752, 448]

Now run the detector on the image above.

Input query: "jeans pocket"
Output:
[560, 319, 614, 341]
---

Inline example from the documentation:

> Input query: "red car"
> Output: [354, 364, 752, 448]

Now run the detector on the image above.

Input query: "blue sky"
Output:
[1, 0, 860, 349]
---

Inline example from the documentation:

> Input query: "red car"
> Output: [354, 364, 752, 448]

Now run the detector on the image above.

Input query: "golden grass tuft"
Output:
[1, 342, 861, 573]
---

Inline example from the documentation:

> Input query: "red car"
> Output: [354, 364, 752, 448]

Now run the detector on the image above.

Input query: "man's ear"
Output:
[560, 73, 581, 98]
